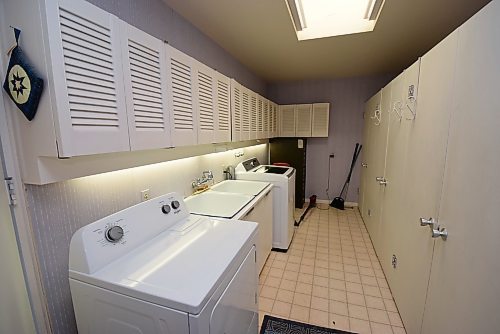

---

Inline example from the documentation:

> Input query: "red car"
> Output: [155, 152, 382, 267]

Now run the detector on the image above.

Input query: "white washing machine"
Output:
[69, 192, 258, 334]
[235, 158, 295, 250]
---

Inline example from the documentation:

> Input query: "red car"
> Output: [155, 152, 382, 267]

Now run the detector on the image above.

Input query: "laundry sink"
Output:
[185, 191, 253, 218]
[211, 180, 270, 196]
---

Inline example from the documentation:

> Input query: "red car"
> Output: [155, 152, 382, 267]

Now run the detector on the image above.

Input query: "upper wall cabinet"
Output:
[312, 103, 330, 137]
[214, 72, 231, 143]
[195, 61, 215, 145]
[230, 80, 242, 142]
[165, 45, 197, 147]
[278, 103, 330, 138]
[279, 105, 296, 137]
[295, 104, 313, 137]
[45, 0, 130, 157]
[120, 22, 171, 151]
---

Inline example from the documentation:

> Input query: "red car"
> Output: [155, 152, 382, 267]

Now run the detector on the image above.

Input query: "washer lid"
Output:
[69, 217, 257, 315]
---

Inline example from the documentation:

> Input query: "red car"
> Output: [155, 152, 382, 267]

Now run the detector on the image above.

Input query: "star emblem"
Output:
[10, 70, 27, 98]
[7, 64, 31, 105]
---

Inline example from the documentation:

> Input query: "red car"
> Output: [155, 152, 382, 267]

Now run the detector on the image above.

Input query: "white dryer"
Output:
[69, 192, 258, 334]
[235, 158, 296, 250]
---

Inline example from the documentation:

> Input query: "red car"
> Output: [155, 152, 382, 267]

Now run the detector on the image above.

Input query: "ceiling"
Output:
[163, 0, 491, 82]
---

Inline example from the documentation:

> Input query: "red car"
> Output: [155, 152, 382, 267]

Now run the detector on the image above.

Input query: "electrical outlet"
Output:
[392, 254, 398, 269]
[140, 189, 151, 202]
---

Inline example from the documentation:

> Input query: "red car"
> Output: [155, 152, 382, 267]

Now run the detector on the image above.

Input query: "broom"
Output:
[330, 143, 362, 210]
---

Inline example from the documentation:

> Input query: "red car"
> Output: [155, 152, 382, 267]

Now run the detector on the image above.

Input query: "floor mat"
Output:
[260, 315, 356, 334]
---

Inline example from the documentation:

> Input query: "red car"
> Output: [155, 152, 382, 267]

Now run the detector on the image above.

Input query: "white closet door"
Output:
[241, 87, 251, 140]
[250, 92, 258, 140]
[120, 23, 171, 151]
[46, 0, 130, 157]
[311, 103, 330, 137]
[195, 61, 215, 144]
[257, 95, 264, 139]
[214, 72, 231, 143]
[422, 3, 500, 333]
[165, 45, 197, 146]
[279, 105, 295, 137]
[230, 80, 242, 142]
[295, 104, 312, 137]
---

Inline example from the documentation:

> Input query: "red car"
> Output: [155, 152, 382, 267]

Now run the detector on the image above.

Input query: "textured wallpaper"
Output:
[27, 144, 267, 333]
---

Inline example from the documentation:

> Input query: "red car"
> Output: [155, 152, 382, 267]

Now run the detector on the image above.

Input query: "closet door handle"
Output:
[362, 163, 368, 168]
[375, 176, 384, 181]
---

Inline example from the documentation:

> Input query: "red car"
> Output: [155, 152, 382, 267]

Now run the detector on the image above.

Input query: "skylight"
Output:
[286, 0, 385, 40]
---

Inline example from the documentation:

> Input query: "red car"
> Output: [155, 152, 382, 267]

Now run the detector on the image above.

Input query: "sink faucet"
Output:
[192, 170, 214, 189]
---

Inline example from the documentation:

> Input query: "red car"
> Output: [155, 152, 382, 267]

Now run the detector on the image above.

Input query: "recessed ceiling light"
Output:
[285, 0, 385, 40]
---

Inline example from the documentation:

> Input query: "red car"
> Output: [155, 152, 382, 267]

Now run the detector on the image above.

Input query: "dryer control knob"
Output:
[171, 200, 180, 210]
[105, 226, 124, 243]
[161, 204, 171, 214]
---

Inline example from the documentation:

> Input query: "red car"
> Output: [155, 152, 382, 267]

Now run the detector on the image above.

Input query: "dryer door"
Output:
[210, 246, 257, 334]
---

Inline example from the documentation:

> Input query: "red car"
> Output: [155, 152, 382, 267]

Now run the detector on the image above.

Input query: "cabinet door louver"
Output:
[250, 93, 258, 139]
[295, 104, 312, 137]
[241, 88, 251, 140]
[257, 96, 264, 138]
[166, 46, 197, 146]
[52, 1, 129, 156]
[196, 64, 215, 144]
[312, 103, 330, 137]
[273, 103, 279, 137]
[263, 99, 270, 138]
[215, 73, 231, 143]
[230, 79, 242, 142]
[121, 23, 171, 150]
[280, 105, 296, 137]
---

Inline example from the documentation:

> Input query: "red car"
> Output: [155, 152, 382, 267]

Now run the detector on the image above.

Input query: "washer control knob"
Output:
[105, 226, 124, 243]
[161, 204, 171, 214]
[171, 200, 180, 210]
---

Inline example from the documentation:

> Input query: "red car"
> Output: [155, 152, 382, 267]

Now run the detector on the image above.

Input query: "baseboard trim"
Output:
[305, 198, 359, 208]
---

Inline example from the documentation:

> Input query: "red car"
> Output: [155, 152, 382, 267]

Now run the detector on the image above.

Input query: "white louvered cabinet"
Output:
[279, 105, 296, 137]
[250, 92, 258, 140]
[241, 87, 251, 140]
[165, 45, 198, 146]
[44, 0, 130, 157]
[194, 61, 215, 144]
[120, 23, 171, 151]
[311, 103, 330, 137]
[257, 95, 264, 139]
[263, 99, 270, 139]
[214, 72, 231, 143]
[230, 79, 242, 142]
[295, 104, 312, 137]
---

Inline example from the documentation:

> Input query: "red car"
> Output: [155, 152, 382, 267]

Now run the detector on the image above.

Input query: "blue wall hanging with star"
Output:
[3, 28, 44, 121]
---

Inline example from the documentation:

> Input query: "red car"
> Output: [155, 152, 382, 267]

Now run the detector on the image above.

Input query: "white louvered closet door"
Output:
[165, 45, 198, 146]
[295, 104, 312, 137]
[241, 87, 251, 140]
[257, 95, 264, 139]
[214, 72, 231, 143]
[312, 103, 330, 137]
[120, 23, 171, 151]
[195, 61, 215, 144]
[230, 79, 242, 142]
[279, 105, 295, 137]
[250, 92, 258, 140]
[46, 0, 129, 157]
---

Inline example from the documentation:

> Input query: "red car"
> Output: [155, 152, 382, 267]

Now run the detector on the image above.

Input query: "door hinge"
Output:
[4, 177, 17, 206]
[254, 250, 257, 263]
[255, 292, 258, 305]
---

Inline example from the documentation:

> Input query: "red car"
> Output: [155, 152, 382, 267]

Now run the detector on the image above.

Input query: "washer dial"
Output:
[105, 226, 124, 243]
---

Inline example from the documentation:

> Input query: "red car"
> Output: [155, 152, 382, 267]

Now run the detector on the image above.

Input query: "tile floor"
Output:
[258, 205, 406, 334]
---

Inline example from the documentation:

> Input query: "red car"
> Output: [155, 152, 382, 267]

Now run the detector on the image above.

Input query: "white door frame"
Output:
[0, 15, 52, 334]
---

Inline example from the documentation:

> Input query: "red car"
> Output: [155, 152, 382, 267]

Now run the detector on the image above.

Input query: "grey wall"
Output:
[87, 0, 267, 95]
[267, 75, 394, 203]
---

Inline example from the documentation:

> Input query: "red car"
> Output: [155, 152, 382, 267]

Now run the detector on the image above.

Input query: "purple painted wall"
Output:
[267, 75, 394, 203]
[87, 0, 267, 95]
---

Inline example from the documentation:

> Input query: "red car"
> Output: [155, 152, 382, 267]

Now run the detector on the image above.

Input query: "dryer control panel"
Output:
[69, 192, 190, 275]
